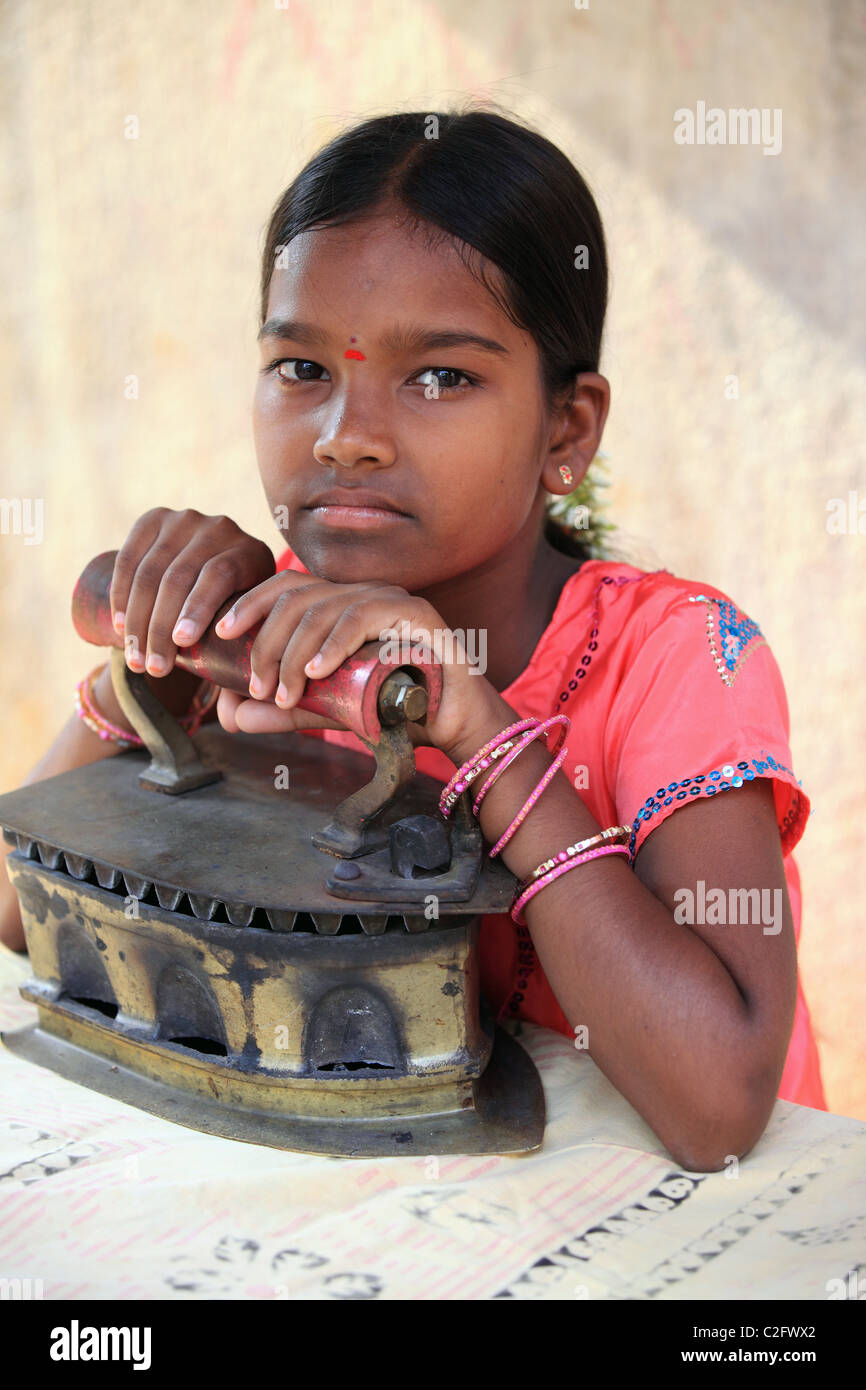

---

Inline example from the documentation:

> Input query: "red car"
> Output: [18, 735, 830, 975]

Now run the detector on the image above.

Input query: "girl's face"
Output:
[254, 207, 564, 590]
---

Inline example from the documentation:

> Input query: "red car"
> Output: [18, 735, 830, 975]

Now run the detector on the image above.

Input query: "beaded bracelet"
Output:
[439, 714, 573, 860]
[518, 823, 633, 888]
[439, 718, 538, 817]
[472, 714, 570, 817]
[75, 662, 218, 749]
[75, 666, 142, 748]
[511, 843, 631, 925]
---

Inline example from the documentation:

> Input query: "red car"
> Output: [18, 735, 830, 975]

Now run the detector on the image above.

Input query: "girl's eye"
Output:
[260, 359, 476, 394]
[263, 358, 330, 384]
[413, 367, 475, 394]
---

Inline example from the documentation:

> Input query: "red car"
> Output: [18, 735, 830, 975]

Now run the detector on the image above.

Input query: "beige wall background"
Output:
[1, 1, 863, 1115]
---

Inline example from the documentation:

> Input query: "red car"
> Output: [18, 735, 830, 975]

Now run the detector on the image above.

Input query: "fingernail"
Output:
[276, 683, 289, 705]
[217, 610, 236, 635]
[146, 654, 167, 675]
[173, 619, 196, 643]
[249, 673, 263, 696]
[305, 653, 323, 674]
[113, 611, 125, 633]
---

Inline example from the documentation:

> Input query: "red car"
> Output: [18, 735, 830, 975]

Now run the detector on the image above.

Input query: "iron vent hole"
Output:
[316, 1061, 396, 1072]
[65, 995, 118, 1020]
[168, 1036, 228, 1057]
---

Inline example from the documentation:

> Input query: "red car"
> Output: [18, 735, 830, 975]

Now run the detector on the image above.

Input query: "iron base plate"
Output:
[1, 1020, 545, 1158]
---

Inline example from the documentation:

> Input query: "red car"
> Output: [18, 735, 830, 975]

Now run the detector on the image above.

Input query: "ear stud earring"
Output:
[559, 465, 574, 487]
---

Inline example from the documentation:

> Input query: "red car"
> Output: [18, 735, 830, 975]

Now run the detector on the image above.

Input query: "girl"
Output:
[0, 107, 826, 1170]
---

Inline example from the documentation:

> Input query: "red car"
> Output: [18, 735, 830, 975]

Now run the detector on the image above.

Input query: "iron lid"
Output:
[0, 726, 515, 919]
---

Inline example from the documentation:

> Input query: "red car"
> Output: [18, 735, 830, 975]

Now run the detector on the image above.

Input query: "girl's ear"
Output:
[541, 371, 610, 494]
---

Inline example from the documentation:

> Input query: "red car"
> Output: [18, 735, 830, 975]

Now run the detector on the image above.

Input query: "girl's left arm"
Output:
[214, 570, 797, 1171]
[448, 694, 798, 1174]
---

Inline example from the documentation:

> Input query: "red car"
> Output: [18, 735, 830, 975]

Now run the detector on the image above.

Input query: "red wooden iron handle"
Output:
[71, 551, 443, 745]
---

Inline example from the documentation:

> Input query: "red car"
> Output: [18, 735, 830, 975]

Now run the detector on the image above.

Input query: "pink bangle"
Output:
[474, 715, 571, 857]
[439, 718, 538, 817]
[486, 740, 571, 857]
[519, 824, 633, 886]
[472, 715, 570, 816]
[510, 843, 631, 925]
[74, 662, 219, 749]
[75, 666, 143, 748]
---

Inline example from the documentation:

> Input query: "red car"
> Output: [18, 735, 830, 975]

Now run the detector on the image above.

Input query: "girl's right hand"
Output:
[109, 508, 276, 678]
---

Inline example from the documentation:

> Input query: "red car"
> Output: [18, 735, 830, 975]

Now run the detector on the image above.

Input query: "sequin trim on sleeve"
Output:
[628, 752, 809, 859]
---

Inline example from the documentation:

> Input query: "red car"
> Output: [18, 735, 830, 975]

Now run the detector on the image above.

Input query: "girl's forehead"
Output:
[269, 218, 504, 303]
[264, 248, 520, 349]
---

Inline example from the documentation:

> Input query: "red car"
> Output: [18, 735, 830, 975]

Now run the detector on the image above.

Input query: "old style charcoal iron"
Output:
[0, 552, 545, 1157]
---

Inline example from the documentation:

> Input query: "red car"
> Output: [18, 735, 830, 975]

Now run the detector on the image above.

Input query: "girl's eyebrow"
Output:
[257, 316, 510, 357]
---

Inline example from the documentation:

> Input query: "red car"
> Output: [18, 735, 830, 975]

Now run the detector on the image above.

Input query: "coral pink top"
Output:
[276, 545, 826, 1111]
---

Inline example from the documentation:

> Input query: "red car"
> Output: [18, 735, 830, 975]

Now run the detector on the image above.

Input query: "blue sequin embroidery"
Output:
[629, 751, 807, 858]
[688, 593, 768, 686]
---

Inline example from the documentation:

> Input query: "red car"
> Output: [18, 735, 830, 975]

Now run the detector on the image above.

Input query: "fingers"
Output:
[110, 511, 275, 680]
[109, 508, 167, 646]
[171, 538, 276, 648]
[216, 687, 244, 733]
[122, 521, 210, 676]
[214, 571, 323, 639]
[214, 574, 385, 703]
[245, 588, 422, 709]
[217, 688, 295, 734]
[169, 542, 273, 650]
[216, 687, 343, 737]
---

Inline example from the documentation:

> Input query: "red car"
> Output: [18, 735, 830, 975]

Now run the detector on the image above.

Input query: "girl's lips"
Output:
[308, 505, 412, 528]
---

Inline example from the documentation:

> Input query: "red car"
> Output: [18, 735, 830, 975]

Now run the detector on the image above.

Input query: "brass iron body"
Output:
[0, 563, 545, 1157]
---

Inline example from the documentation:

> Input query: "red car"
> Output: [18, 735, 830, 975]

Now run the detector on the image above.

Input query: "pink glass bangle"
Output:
[440, 718, 537, 810]
[488, 742, 570, 858]
[75, 662, 219, 749]
[519, 824, 633, 887]
[471, 714, 570, 817]
[439, 718, 539, 817]
[510, 842, 631, 925]
[75, 668, 143, 748]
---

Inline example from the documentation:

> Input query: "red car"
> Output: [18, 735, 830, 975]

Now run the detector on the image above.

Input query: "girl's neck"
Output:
[417, 530, 585, 694]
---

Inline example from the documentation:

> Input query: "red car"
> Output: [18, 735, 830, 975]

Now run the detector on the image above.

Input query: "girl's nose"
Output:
[313, 399, 397, 471]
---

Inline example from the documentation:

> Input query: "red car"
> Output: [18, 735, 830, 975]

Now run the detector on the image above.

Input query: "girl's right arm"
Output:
[0, 508, 277, 953]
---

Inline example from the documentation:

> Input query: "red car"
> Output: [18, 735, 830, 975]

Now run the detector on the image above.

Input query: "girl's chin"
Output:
[301, 536, 416, 580]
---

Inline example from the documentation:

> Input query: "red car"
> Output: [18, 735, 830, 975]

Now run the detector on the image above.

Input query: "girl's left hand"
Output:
[213, 570, 504, 763]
